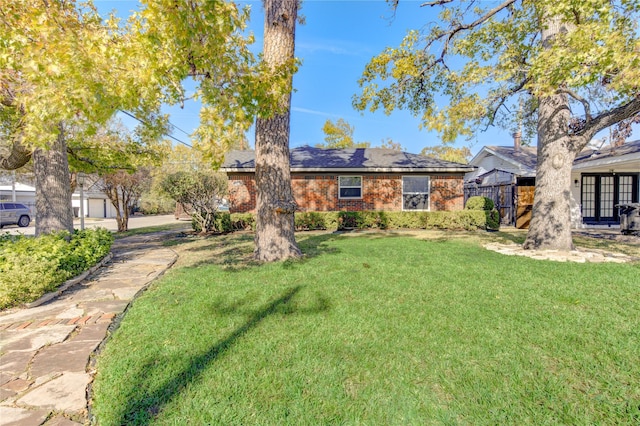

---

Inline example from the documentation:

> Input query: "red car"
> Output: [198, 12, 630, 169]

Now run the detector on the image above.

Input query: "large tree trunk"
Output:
[33, 127, 74, 236]
[523, 16, 585, 251]
[523, 93, 582, 251]
[253, 0, 301, 262]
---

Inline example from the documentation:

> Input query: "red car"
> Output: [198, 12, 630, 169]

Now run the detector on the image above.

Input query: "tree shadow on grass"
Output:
[117, 285, 324, 425]
[174, 232, 343, 272]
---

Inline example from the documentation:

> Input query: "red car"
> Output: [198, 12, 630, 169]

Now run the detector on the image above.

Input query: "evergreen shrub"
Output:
[465, 196, 500, 230]
[465, 196, 495, 211]
[227, 211, 488, 232]
[0, 228, 113, 310]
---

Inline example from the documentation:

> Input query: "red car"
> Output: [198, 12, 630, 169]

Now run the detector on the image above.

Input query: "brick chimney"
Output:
[512, 131, 522, 152]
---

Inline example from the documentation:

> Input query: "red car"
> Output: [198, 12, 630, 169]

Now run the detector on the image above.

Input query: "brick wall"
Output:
[227, 173, 464, 213]
[430, 175, 465, 211]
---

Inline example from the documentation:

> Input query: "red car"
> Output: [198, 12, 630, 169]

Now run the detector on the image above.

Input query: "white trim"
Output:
[572, 153, 640, 170]
[402, 175, 431, 211]
[338, 175, 362, 199]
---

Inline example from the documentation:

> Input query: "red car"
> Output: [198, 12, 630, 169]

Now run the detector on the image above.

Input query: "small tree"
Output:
[378, 138, 404, 151]
[160, 171, 228, 234]
[99, 169, 151, 232]
[421, 145, 471, 164]
[316, 118, 370, 149]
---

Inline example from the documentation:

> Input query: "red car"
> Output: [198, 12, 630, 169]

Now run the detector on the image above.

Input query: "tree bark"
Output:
[253, 0, 301, 262]
[523, 93, 583, 251]
[33, 127, 74, 236]
[523, 16, 584, 251]
[0, 140, 32, 170]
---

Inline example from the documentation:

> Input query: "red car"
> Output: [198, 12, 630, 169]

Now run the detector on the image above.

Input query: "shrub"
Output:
[465, 196, 500, 231]
[465, 196, 495, 211]
[191, 212, 233, 234]
[295, 212, 329, 230]
[230, 213, 256, 231]
[224, 210, 491, 233]
[160, 171, 228, 233]
[0, 228, 113, 310]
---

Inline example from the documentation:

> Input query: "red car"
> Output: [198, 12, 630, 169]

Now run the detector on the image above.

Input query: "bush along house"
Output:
[220, 146, 476, 214]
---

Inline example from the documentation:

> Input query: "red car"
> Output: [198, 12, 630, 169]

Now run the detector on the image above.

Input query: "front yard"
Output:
[91, 230, 640, 425]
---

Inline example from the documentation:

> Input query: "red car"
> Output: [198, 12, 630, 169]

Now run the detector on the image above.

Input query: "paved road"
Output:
[1, 214, 186, 236]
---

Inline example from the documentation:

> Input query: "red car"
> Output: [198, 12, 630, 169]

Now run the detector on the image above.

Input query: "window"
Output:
[581, 174, 639, 223]
[339, 176, 362, 199]
[403, 176, 430, 210]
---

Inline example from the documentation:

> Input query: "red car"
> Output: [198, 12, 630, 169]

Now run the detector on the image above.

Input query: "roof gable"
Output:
[472, 145, 538, 170]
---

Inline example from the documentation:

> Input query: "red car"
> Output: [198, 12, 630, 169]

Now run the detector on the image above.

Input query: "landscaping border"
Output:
[24, 252, 114, 308]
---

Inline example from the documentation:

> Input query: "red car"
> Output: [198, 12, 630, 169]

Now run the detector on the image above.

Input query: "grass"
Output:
[91, 230, 640, 425]
[113, 221, 191, 239]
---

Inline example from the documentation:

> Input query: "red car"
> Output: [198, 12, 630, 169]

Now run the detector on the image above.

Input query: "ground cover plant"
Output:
[91, 231, 640, 425]
[0, 228, 113, 310]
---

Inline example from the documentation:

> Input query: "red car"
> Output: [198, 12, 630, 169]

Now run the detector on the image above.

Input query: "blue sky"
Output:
[95, 0, 515, 156]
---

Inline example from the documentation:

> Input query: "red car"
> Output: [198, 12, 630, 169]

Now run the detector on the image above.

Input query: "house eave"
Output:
[572, 153, 640, 170]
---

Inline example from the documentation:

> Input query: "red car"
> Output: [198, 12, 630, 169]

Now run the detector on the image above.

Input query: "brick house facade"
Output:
[222, 147, 475, 214]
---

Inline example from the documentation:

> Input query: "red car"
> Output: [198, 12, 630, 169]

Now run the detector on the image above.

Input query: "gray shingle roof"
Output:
[221, 146, 475, 173]
[483, 145, 538, 170]
[480, 140, 640, 169]
[574, 139, 640, 164]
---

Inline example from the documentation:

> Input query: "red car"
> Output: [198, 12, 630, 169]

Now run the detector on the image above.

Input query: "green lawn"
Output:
[91, 231, 640, 425]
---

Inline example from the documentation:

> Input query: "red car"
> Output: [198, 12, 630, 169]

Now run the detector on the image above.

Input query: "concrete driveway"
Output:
[1, 214, 187, 236]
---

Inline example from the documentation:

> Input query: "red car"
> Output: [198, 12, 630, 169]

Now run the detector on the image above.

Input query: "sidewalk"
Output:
[0, 230, 185, 426]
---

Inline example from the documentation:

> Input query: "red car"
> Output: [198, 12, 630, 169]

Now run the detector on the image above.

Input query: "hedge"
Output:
[464, 196, 500, 230]
[224, 210, 492, 233]
[0, 228, 113, 310]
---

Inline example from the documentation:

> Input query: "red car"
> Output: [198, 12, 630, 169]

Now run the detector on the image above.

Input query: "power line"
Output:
[170, 123, 192, 137]
[118, 110, 193, 148]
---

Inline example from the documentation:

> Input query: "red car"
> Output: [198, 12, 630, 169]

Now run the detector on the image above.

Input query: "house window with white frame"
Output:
[339, 176, 362, 199]
[402, 176, 430, 210]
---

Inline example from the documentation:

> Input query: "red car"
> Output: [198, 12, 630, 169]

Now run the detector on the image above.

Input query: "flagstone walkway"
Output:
[0, 230, 184, 426]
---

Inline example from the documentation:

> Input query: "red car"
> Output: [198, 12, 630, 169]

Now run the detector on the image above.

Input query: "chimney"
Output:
[512, 131, 522, 152]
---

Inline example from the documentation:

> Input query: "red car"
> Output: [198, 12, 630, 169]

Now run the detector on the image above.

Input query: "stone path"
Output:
[0, 231, 183, 426]
[484, 242, 636, 263]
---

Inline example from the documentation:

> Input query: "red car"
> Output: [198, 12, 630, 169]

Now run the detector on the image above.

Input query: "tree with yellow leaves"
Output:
[354, 0, 640, 250]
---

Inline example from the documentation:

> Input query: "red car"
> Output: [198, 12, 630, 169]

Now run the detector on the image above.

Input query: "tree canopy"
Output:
[354, 0, 640, 250]
[1, 0, 289, 235]
[0, 0, 167, 154]
[354, 0, 640, 145]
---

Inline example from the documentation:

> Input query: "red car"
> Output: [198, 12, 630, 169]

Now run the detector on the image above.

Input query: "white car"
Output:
[0, 202, 32, 228]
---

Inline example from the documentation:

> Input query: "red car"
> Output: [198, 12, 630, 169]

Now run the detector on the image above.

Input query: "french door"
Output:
[581, 174, 638, 224]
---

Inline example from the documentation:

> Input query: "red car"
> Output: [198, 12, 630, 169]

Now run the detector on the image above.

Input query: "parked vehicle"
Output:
[0, 202, 32, 228]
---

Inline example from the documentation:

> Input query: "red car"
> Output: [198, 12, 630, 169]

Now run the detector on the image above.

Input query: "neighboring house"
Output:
[72, 176, 119, 219]
[465, 138, 640, 228]
[0, 182, 36, 204]
[0, 182, 36, 215]
[1, 178, 118, 220]
[572, 141, 640, 226]
[220, 146, 476, 213]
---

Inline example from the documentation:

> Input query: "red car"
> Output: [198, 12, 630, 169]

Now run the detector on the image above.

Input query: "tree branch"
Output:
[558, 86, 591, 122]
[486, 78, 530, 127]
[579, 96, 640, 141]
[432, 0, 517, 61]
[421, 0, 455, 6]
[0, 140, 32, 170]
